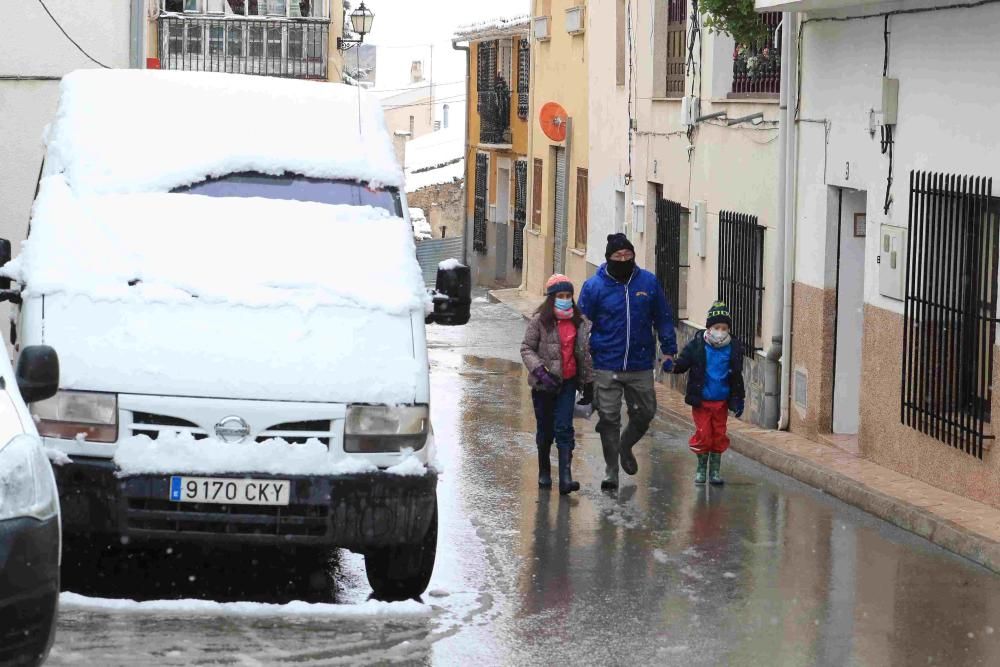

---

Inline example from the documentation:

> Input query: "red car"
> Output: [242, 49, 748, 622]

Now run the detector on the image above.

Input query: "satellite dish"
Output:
[539, 102, 568, 142]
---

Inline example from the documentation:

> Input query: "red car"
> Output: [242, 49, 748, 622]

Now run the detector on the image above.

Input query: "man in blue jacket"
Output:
[578, 234, 677, 490]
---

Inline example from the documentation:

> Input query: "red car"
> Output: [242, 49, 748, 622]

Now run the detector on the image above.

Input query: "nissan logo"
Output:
[214, 416, 251, 443]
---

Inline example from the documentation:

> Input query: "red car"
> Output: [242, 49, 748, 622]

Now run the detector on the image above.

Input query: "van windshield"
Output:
[173, 173, 403, 216]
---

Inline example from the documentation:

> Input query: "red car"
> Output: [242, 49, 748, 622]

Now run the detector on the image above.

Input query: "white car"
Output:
[0, 343, 61, 666]
[1, 70, 470, 601]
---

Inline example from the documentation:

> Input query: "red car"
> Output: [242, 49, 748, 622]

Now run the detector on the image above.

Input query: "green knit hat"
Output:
[706, 301, 732, 328]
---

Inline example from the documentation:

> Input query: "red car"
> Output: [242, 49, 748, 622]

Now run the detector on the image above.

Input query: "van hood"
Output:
[38, 295, 423, 405]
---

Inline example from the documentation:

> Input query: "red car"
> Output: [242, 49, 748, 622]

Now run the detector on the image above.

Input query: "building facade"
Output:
[151, 0, 345, 83]
[523, 0, 590, 295]
[761, 0, 1000, 509]
[454, 17, 531, 289]
[589, 0, 783, 426]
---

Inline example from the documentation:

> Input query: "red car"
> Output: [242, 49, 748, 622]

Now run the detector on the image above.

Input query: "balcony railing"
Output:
[478, 89, 512, 145]
[730, 12, 781, 97]
[158, 15, 329, 80]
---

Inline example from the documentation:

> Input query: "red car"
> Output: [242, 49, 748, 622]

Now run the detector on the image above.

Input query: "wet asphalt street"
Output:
[51, 298, 1000, 666]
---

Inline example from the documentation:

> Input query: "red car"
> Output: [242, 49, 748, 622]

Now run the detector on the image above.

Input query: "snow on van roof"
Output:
[44, 69, 404, 195]
[6, 176, 428, 315]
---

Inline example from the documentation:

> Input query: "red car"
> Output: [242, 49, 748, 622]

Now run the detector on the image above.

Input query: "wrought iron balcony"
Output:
[730, 12, 782, 98]
[158, 15, 329, 80]
[478, 89, 512, 146]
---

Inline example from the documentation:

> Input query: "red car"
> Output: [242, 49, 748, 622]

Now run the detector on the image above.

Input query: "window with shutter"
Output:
[513, 160, 528, 269]
[473, 154, 489, 254]
[532, 158, 543, 232]
[517, 39, 530, 120]
[575, 169, 588, 250]
[665, 0, 687, 98]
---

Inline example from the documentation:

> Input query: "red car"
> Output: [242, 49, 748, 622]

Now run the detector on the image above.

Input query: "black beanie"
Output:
[605, 233, 635, 260]
[706, 301, 732, 329]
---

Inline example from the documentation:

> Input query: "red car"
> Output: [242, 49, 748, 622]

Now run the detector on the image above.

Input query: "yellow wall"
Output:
[525, 0, 589, 295]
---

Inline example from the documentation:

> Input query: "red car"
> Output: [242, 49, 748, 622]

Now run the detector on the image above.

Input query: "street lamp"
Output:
[338, 2, 374, 50]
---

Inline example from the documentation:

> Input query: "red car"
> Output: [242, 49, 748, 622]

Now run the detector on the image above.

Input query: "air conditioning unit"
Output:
[534, 16, 551, 41]
[565, 6, 585, 35]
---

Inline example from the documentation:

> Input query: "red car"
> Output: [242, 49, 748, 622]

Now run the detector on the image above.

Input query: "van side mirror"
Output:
[0, 238, 11, 290]
[16, 346, 59, 404]
[430, 261, 471, 326]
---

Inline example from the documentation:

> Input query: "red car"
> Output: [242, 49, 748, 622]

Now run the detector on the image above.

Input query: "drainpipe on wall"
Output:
[777, 12, 800, 431]
[130, 0, 146, 69]
[452, 39, 471, 266]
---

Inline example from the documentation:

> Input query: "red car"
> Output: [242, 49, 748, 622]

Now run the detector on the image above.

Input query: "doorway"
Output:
[832, 189, 868, 435]
[496, 162, 511, 283]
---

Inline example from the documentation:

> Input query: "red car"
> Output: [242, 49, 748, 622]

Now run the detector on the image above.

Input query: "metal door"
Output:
[553, 147, 568, 275]
[496, 222, 508, 283]
[473, 153, 488, 254]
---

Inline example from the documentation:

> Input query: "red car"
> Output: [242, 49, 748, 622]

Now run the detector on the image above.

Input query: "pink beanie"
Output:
[545, 274, 574, 296]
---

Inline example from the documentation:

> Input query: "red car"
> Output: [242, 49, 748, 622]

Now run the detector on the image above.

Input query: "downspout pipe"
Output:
[765, 12, 792, 430]
[778, 12, 800, 431]
[130, 0, 146, 69]
[452, 39, 471, 266]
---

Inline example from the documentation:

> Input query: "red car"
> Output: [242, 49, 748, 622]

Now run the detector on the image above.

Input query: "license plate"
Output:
[169, 476, 290, 506]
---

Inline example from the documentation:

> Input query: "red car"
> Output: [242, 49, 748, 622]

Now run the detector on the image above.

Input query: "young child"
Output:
[671, 301, 746, 485]
[520, 274, 594, 495]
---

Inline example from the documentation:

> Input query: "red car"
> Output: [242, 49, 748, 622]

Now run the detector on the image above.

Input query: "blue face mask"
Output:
[555, 298, 573, 311]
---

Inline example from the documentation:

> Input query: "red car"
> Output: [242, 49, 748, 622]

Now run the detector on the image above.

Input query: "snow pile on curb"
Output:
[45, 70, 403, 195]
[59, 592, 431, 618]
[114, 434, 377, 476]
[7, 178, 429, 316]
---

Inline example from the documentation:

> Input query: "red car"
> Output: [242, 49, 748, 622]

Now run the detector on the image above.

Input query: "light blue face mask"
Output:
[555, 298, 573, 311]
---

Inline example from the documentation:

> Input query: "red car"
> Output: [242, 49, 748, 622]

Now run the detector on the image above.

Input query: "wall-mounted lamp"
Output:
[338, 2, 374, 50]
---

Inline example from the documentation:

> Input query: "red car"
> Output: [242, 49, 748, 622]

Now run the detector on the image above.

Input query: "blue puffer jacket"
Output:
[578, 264, 677, 372]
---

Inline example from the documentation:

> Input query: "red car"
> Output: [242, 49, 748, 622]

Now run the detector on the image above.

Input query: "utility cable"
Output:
[36, 0, 110, 69]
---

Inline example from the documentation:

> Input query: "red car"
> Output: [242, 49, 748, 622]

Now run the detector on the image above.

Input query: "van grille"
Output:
[130, 411, 208, 440]
[126, 497, 330, 538]
[256, 420, 332, 446]
[128, 413, 331, 446]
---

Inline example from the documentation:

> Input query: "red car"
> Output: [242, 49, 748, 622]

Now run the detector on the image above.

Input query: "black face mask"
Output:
[607, 259, 636, 282]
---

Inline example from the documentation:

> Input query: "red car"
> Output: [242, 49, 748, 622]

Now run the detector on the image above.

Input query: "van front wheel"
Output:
[364, 503, 438, 601]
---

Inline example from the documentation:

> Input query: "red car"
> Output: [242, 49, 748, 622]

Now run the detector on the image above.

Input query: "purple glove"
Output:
[532, 366, 559, 391]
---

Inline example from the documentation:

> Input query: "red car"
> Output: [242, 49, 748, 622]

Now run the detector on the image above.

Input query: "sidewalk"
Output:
[489, 287, 1000, 574]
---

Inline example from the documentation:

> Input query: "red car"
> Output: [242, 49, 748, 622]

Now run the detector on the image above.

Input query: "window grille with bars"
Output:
[717, 211, 764, 358]
[532, 159, 543, 231]
[473, 153, 489, 254]
[513, 160, 528, 268]
[575, 169, 588, 250]
[902, 171, 999, 459]
[517, 39, 530, 119]
[665, 0, 687, 98]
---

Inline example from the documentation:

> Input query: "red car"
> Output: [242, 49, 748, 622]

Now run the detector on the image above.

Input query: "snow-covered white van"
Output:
[0, 70, 469, 600]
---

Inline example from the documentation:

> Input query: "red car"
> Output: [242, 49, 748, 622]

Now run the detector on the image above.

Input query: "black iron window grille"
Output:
[730, 12, 781, 98]
[158, 15, 329, 79]
[902, 171, 999, 459]
[665, 0, 687, 98]
[517, 38, 530, 120]
[476, 40, 512, 145]
[513, 160, 528, 268]
[655, 197, 687, 321]
[718, 210, 764, 358]
[473, 153, 489, 255]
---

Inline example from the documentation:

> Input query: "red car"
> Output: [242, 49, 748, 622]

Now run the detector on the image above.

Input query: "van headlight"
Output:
[0, 435, 59, 521]
[344, 405, 428, 453]
[30, 390, 118, 443]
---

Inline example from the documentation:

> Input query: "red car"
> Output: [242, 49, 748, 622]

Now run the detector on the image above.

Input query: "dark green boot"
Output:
[709, 452, 725, 485]
[537, 444, 552, 488]
[694, 454, 708, 485]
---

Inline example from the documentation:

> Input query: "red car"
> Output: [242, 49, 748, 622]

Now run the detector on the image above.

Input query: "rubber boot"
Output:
[620, 443, 638, 476]
[709, 452, 725, 485]
[537, 444, 552, 488]
[600, 436, 619, 490]
[558, 448, 580, 495]
[694, 454, 709, 485]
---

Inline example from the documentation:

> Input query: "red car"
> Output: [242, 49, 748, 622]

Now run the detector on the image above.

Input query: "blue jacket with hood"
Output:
[578, 264, 677, 372]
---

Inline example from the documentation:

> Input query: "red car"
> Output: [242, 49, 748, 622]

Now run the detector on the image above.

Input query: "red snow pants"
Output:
[689, 400, 730, 455]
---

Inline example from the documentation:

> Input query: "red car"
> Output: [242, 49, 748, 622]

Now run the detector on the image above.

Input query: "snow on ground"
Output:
[59, 592, 431, 618]
[45, 69, 403, 195]
[404, 124, 464, 193]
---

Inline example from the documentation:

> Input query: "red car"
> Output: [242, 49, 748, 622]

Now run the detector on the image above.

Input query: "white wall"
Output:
[794, 3, 1000, 314]
[0, 1, 132, 246]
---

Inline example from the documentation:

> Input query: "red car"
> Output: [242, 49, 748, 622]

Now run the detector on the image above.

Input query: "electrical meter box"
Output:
[878, 224, 907, 300]
[693, 201, 707, 258]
